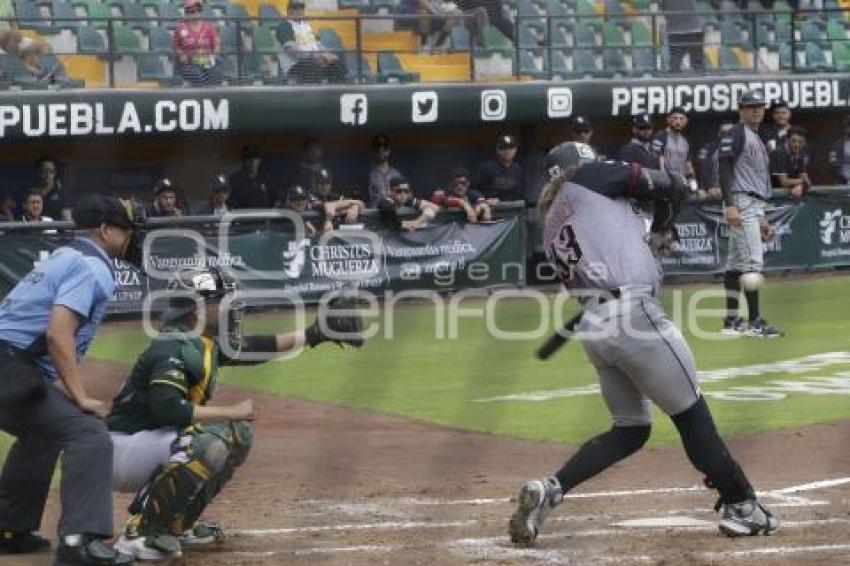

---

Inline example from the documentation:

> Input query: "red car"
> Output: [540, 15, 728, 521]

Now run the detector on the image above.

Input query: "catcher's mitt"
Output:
[305, 293, 365, 348]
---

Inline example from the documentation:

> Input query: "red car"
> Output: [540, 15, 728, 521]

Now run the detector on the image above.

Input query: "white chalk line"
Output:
[233, 519, 475, 536]
[771, 476, 850, 494]
[702, 543, 850, 559]
[233, 544, 401, 558]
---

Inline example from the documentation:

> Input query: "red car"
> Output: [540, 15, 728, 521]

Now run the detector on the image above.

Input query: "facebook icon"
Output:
[340, 94, 368, 126]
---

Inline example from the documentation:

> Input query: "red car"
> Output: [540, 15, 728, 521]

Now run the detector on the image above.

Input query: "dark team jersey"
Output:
[760, 124, 790, 153]
[451, 188, 486, 204]
[617, 140, 660, 169]
[377, 195, 421, 229]
[651, 130, 691, 177]
[695, 139, 720, 189]
[106, 324, 227, 434]
[769, 145, 809, 185]
[719, 122, 771, 202]
[476, 158, 524, 201]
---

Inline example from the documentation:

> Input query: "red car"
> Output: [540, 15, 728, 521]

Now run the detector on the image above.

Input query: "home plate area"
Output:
[196, 477, 850, 565]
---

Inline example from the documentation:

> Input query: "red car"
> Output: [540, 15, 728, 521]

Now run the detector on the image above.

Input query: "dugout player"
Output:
[108, 267, 364, 560]
[508, 142, 778, 546]
[719, 90, 782, 337]
[0, 195, 146, 565]
[617, 114, 659, 169]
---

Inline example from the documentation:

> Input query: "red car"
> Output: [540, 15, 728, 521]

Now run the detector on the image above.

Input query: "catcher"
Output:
[106, 267, 364, 560]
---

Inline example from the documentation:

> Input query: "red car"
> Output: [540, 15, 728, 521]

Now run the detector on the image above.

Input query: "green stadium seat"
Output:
[603, 47, 627, 73]
[15, 0, 57, 34]
[450, 25, 470, 50]
[630, 0, 650, 10]
[575, 22, 596, 46]
[219, 23, 239, 53]
[480, 25, 514, 57]
[371, 0, 400, 11]
[52, 0, 82, 29]
[827, 19, 847, 41]
[778, 42, 792, 69]
[550, 48, 568, 77]
[75, 0, 111, 29]
[226, 2, 249, 19]
[602, 21, 625, 46]
[157, 2, 181, 28]
[377, 51, 418, 82]
[604, 0, 626, 22]
[550, 25, 568, 47]
[317, 27, 344, 51]
[720, 18, 746, 45]
[0, 54, 50, 89]
[518, 22, 539, 48]
[631, 20, 652, 46]
[338, 0, 369, 8]
[545, 0, 568, 17]
[803, 42, 831, 71]
[632, 45, 655, 73]
[800, 20, 825, 42]
[76, 25, 108, 54]
[518, 48, 545, 77]
[121, 1, 149, 30]
[573, 47, 599, 75]
[251, 24, 277, 53]
[258, 3, 283, 24]
[148, 25, 173, 54]
[136, 53, 182, 85]
[575, 0, 595, 17]
[833, 40, 850, 70]
[775, 19, 791, 42]
[344, 52, 375, 83]
[113, 23, 144, 54]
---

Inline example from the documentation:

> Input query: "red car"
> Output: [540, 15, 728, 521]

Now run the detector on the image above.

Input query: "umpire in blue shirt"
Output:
[0, 195, 145, 565]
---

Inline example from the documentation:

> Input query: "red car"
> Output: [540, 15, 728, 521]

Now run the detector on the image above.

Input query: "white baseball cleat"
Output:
[114, 534, 182, 561]
[719, 499, 779, 537]
[508, 476, 563, 546]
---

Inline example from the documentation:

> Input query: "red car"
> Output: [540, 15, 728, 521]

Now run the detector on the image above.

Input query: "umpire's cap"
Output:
[546, 141, 597, 180]
[632, 113, 652, 128]
[74, 195, 146, 230]
[738, 90, 766, 108]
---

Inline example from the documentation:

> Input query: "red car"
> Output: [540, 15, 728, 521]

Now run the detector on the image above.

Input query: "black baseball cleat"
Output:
[720, 317, 745, 336]
[55, 536, 134, 565]
[719, 499, 779, 537]
[744, 317, 783, 338]
[0, 530, 51, 554]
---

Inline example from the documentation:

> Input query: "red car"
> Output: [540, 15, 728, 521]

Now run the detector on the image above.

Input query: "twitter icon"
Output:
[411, 91, 439, 123]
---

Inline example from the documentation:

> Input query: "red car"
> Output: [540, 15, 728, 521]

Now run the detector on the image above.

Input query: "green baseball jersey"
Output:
[106, 324, 225, 434]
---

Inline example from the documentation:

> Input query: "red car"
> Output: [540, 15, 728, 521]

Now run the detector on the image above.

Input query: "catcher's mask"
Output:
[163, 267, 242, 347]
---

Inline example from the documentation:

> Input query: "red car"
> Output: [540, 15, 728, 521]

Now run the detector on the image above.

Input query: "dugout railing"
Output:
[5, 7, 850, 89]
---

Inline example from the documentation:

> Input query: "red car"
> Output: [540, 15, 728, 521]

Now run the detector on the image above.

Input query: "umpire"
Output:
[0, 195, 144, 565]
[719, 90, 781, 338]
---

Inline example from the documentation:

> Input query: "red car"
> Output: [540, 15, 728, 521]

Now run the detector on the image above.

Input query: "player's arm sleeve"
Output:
[718, 126, 744, 205]
[218, 334, 278, 366]
[148, 370, 194, 428]
[53, 257, 96, 320]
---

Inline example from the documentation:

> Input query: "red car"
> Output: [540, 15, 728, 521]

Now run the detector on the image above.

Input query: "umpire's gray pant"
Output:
[0, 381, 114, 538]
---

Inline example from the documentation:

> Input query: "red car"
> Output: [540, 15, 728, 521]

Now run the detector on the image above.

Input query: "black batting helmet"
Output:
[546, 141, 597, 180]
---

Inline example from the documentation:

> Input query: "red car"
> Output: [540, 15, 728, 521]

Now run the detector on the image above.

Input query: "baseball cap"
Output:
[74, 195, 145, 230]
[496, 134, 517, 149]
[153, 178, 176, 195]
[289, 0, 305, 7]
[770, 98, 789, 111]
[738, 90, 766, 108]
[632, 113, 652, 128]
[372, 133, 391, 150]
[389, 176, 410, 190]
[241, 143, 261, 160]
[448, 166, 470, 181]
[183, 0, 202, 9]
[287, 185, 308, 200]
[668, 106, 687, 116]
[210, 174, 229, 192]
[572, 115, 592, 131]
[546, 141, 597, 180]
[314, 168, 332, 183]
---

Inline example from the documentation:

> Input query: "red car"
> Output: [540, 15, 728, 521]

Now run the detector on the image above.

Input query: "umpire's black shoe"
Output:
[744, 317, 783, 338]
[0, 530, 51, 553]
[55, 536, 134, 565]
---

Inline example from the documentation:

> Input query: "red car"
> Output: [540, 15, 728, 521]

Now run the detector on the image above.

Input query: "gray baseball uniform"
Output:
[544, 182, 700, 426]
[720, 123, 771, 273]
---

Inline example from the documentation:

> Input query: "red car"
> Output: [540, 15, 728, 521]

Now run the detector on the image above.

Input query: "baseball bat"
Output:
[536, 310, 584, 360]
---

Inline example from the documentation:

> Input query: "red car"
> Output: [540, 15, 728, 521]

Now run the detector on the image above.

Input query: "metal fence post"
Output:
[514, 15, 520, 80]
[106, 18, 115, 88]
[355, 16, 363, 83]
[235, 18, 244, 84]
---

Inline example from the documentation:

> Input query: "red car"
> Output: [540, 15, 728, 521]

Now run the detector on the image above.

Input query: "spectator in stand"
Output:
[298, 137, 326, 189]
[148, 178, 183, 217]
[19, 190, 52, 222]
[368, 133, 403, 206]
[378, 176, 438, 230]
[0, 0, 50, 78]
[228, 143, 273, 209]
[663, 0, 703, 72]
[652, 106, 697, 192]
[195, 174, 231, 215]
[22, 156, 71, 221]
[399, 0, 461, 52]
[761, 99, 792, 152]
[828, 116, 850, 184]
[310, 168, 365, 232]
[476, 134, 523, 202]
[694, 117, 734, 200]
[770, 125, 810, 199]
[431, 167, 491, 222]
[282, 185, 318, 236]
[0, 190, 13, 221]
[277, 0, 346, 84]
[617, 114, 660, 169]
[173, 0, 223, 86]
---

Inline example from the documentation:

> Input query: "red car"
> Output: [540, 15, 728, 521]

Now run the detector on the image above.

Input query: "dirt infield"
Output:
[3, 359, 850, 565]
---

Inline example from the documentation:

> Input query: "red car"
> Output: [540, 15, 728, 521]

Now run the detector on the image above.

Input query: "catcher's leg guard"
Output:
[129, 420, 254, 537]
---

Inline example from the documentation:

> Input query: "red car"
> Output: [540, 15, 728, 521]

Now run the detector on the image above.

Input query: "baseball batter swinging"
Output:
[508, 142, 778, 545]
[107, 267, 364, 560]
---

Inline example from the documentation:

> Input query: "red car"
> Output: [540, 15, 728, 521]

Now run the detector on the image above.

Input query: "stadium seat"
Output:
[550, 48, 569, 77]
[339, 0, 369, 8]
[226, 3, 250, 19]
[15, 0, 57, 34]
[113, 23, 144, 54]
[148, 25, 173, 54]
[827, 19, 847, 41]
[800, 20, 825, 42]
[77, 25, 108, 54]
[604, 0, 626, 22]
[75, 0, 111, 29]
[573, 47, 599, 75]
[157, 2, 181, 28]
[218, 24, 239, 54]
[251, 24, 278, 53]
[803, 42, 832, 71]
[518, 23, 539, 48]
[833, 40, 850, 70]
[778, 42, 793, 69]
[518, 48, 546, 77]
[318, 27, 344, 51]
[631, 20, 652, 46]
[39, 52, 85, 87]
[52, 0, 82, 30]
[550, 25, 568, 47]
[0, 54, 50, 89]
[371, 0, 400, 11]
[602, 21, 625, 47]
[450, 25, 470, 51]
[545, 0, 568, 18]
[719, 45, 746, 71]
[720, 18, 746, 45]
[344, 52, 375, 82]
[480, 25, 514, 57]
[122, 1, 150, 30]
[603, 47, 627, 73]
[516, 0, 545, 33]
[258, 3, 283, 24]
[377, 51, 418, 82]
[136, 53, 182, 85]
[574, 22, 596, 46]
[632, 45, 655, 73]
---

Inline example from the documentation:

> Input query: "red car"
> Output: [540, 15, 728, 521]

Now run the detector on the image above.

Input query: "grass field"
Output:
[82, 274, 850, 446]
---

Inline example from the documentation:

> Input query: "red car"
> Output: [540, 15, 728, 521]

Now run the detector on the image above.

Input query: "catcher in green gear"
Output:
[106, 267, 364, 561]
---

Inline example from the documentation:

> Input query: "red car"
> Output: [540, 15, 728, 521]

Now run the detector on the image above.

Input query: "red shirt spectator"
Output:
[173, 19, 218, 67]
